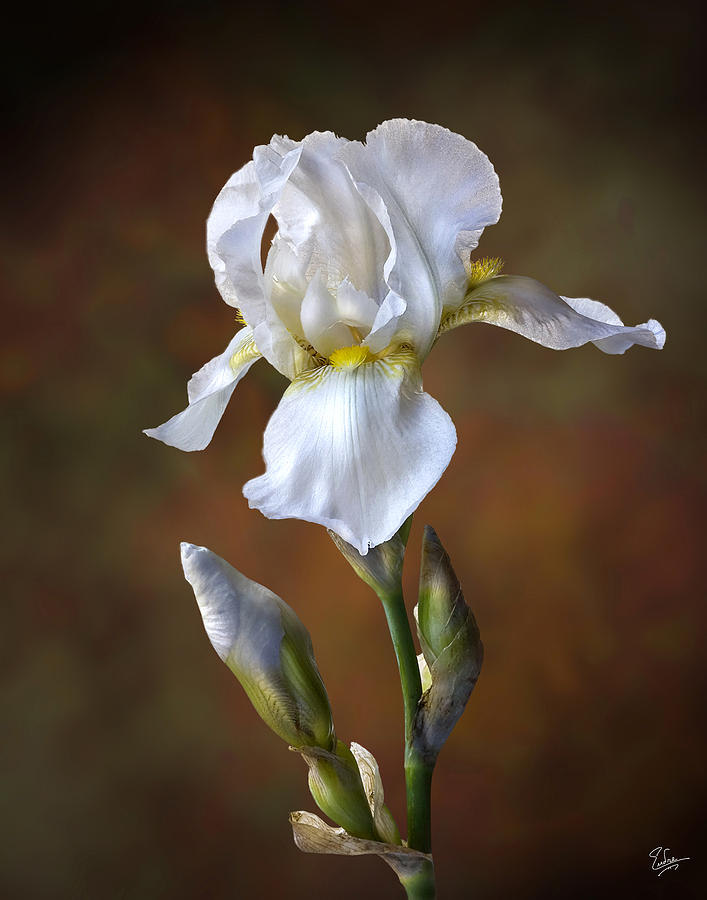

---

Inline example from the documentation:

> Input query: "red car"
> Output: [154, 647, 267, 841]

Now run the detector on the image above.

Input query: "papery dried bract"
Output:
[289, 811, 431, 880]
[350, 742, 402, 846]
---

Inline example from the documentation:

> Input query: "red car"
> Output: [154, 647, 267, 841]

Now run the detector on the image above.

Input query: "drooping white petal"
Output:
[561, 295, 666, 353]
[208, 136, 311, 379]
[273, 131, 392, 303]
[242, 353, 457, 554]
[341, 119, 502, 359]
[144, 327, 260, 451]
[454, 275, 665, 353]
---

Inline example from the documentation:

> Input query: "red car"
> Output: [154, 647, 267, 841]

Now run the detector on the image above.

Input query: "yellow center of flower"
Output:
[329, 345, 374, 369]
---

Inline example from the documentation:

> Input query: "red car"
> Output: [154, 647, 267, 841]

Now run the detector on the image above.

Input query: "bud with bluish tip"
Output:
[412, 526, 483, 763]
[181, 542, 335, 751]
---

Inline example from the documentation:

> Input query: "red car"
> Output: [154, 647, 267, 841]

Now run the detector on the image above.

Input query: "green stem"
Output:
[379, 589, 435, 861]
[379, 589, 422, 740]
[400, 860, 436, 900]
[404, 750, 433, 852]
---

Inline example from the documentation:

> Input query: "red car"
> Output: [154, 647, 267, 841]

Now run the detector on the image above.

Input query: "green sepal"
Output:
[327, 515, 412, 599]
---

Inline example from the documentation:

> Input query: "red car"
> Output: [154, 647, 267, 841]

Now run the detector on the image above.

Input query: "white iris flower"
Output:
[145, 119, 665, 554]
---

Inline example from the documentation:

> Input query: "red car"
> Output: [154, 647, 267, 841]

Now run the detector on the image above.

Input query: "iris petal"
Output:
[449, 275, 665, 353]
[243, 352, 457, 554]
[208, 136, 311, 379]
[273, 131, 392, 303]
[144, 327, 260, 451]
[341, 119, 502, 359]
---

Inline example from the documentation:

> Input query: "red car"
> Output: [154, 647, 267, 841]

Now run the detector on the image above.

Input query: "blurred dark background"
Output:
[2, 1, 705, 897]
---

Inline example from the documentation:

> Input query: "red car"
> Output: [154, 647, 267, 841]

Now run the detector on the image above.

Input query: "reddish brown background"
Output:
[2, 1, 705, 898]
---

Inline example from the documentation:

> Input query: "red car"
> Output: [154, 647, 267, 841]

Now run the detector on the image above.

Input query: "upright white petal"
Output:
[341, 119, 502, 359]
[144, 327, 260, 451]
[208, 136, 311, 379]
[453, 275, 665, 353]
[207, 138, 296, 310]
[273, 131, 392, 303]
[243, 352, 457, 554]
[206, 161, 257, 308]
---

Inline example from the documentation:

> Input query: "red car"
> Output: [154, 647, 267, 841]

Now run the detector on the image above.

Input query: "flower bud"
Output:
[328, 515, 412, 598]
[412, 526, 483, 763]
[181, 542, 335, 751]
[297, 741, 377, 840]
[417, 525, 470, 665]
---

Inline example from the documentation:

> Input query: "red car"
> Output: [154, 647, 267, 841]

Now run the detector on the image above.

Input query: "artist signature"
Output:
[649, 846, 690, 876]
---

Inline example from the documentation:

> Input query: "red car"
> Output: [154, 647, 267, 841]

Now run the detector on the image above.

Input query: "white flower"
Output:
[145, 119, 665, 554]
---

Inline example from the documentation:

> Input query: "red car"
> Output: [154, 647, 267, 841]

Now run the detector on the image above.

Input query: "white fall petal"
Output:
[455, 275, 665, 353]
[243, 354, 457, 555]
[144, 327, 260, 451]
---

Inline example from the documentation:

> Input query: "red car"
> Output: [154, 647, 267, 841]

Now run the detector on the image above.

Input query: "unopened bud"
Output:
[181, 543, 335, 751]
[297, 742, 377, 840]
[412, 527, 483, 763]
[417, 525, 470, 665]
